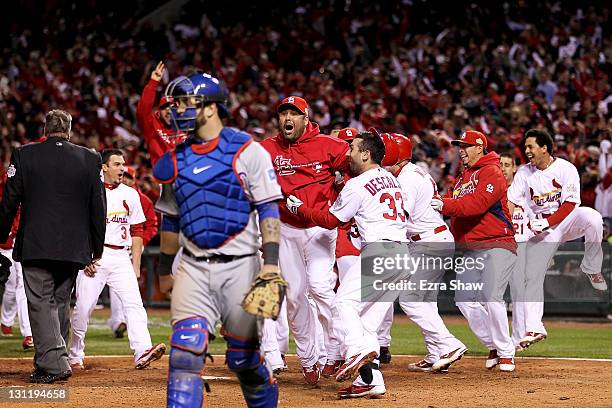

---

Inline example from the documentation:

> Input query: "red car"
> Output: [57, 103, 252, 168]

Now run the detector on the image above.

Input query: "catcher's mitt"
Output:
[241, 271, 288, 320]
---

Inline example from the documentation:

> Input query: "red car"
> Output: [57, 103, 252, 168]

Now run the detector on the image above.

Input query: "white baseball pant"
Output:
[279, 223, 341, 366]
[107, 287, 126, 332]
[69, 247, 153, 364]
[377, 305, 393, 347]
[261, 300, 289, 371]
[509, 242, 528, 346]
[523, 207, 604, 335]
[0, 248, 31, 337]
[399, 229, 464, 363]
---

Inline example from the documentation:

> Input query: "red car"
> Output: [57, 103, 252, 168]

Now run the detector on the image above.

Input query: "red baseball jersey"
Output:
[442, 152, 516, 249]
[136, 78, 187, 165]
[260, 122, 349, 228]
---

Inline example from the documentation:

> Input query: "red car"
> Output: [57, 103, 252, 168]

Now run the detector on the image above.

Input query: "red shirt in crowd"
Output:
[136, 78, 187, 165]
[260, 122, 349, 228]
[442, 152, 516, 251]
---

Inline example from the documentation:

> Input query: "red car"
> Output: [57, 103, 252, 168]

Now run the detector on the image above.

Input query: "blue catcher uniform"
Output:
[155, 120, 283, 407]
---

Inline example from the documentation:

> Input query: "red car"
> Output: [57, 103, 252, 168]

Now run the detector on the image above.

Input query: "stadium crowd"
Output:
[0, 0, 610, 225]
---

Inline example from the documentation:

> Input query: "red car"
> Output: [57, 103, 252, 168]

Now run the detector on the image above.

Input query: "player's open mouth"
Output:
[284, 123, 294, 134]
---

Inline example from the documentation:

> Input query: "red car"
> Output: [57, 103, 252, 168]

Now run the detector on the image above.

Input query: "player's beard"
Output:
[281, 120, 306, 142]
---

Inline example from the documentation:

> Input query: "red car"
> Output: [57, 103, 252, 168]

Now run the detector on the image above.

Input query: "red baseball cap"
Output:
[451, 130, 488, 149]
[159, 96, 174, 109]
[338, 127, 358, 142]
[277, 96, 309, 115]
[124, 166, 136, 178]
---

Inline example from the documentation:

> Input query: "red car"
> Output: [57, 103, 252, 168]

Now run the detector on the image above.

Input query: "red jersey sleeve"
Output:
[442, 167, 506, 217]
[299, 206, 343, 230]
[136, 78, 159, 132]
[139, 192, 159, 246]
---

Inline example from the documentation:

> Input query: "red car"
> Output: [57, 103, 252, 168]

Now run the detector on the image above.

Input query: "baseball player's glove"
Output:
[241, 271, 288, 320]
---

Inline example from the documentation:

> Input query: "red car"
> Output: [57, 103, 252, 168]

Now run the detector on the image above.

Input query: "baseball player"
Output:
[69, 149, 166, 370]
[136, 61, 188, 165]
[331, 128, 398, 369]
[388, 133, 468, 373]
[154, 72, 282, 408]
[507, 129, 606, 349]
[107, 166, 159, 339]
[0, 205, 32, 349]
[260, 96, 346, 385]
[287, 131, 410, 398]
[431, 130, 517, 372]
[500, 152, 534, 351]
[137, 62, 187, 297]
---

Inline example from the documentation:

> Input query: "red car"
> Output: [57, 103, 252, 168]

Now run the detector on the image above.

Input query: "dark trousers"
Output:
[22, 260, 79, 375]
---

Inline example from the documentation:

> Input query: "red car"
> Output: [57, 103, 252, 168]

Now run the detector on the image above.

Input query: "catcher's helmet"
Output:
[164, 73, 229, 133]
[391, 133, 412, 162]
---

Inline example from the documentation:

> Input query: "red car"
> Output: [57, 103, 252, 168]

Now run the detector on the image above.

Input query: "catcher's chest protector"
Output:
[175, 128, 252, 249]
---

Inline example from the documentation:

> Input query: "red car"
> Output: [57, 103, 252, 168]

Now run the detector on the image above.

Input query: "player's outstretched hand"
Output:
[151, 61, 165, 82]
[241, 265, 287, 320]
[286, 195, 303, 215]
[530, 218, 549, 233]
[430, 197, 444, 212]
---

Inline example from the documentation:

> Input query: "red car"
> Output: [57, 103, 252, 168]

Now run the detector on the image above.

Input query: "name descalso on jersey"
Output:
[330, 167, 408, 243]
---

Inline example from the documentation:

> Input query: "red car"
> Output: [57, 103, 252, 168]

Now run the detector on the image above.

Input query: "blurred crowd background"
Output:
[0, 0, 610, 229]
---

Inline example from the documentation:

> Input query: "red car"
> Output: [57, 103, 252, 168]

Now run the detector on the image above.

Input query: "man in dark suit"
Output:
[0, 109, 106, 383]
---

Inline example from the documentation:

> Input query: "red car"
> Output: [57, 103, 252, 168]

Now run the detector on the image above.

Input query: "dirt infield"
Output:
[2, 355, 612, 407]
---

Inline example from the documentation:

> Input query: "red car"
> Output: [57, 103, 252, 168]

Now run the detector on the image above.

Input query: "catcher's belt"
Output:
[182, 248, 256, 264]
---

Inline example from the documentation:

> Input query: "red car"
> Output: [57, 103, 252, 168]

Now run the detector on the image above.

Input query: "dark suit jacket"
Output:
[0, 137, 106, 267]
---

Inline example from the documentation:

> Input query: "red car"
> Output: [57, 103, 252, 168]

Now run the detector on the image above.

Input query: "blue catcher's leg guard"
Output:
[167, 317, 209, 408]
[224, 331, 278, 408]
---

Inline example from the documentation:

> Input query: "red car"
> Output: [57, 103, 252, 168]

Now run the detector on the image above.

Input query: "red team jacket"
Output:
[0, 172, 19, 250]
[136, 188, 159, 246]
[442, 152, 516, 250]
[136, 78, 186, 165]
[260, 122, 349, 228]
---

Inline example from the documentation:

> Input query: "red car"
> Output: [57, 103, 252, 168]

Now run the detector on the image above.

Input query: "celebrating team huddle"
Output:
[0, 63, 606, 408]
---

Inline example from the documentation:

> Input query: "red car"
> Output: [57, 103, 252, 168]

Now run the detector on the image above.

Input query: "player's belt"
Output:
[410, 225, 448, 242]
[104, 244, 128, 250]
[182, 248, 256, 264]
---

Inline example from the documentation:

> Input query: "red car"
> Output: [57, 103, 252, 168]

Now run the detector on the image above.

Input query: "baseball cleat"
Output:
[485, 349, 499, 369]
[337, 384, 386, 399]
[379, 346, 392, 364]
[1, 324, 13, 336]
[432, 346, 467, 371]
[322, 359, 344, 378]
[587, 273, 608, 291]
[408, 359, 434, 372]
[22, 336, 34, 350]
[135, 343, 166, 369]
[70, 362, 85, 371]
[498, 357, 515, 372]
[335, 351, 378, 382]
[519, 332, 546, 349]
[302, 362, 321, 385]
[114, 322, 127, 339]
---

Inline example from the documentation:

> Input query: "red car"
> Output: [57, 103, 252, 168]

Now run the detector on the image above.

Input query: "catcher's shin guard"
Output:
[167, 317, 209, 408]
[225, 332, 278, 408]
